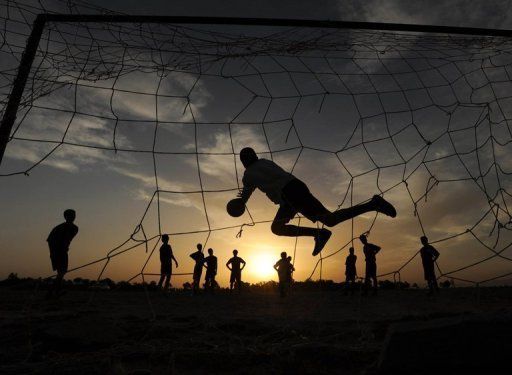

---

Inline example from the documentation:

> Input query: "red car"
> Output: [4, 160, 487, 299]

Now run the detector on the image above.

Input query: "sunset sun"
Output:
[248, 252, 276, 280]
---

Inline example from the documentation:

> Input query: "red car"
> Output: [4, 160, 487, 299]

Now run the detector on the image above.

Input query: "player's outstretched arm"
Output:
[72, 226, 78, 240]
[237, 179, 255, 204]
[432, 246, 440, 261]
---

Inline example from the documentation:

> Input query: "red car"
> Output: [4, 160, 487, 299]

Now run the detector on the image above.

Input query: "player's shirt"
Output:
[420, 245, 440, 268]
[204, 255, 218, 274]
[274, 258, 289, 277]
[190, 251, 204, 265]
[345, 254, 357, 275]
[363, 243, 381, 264]
[275, 258, 294, 280]
[190, 250, 204, 272]
[227, 256, 245, 273]
[160, 244, 173, 263]
[241, 159, 295, 205]
[191, 251, 204, 280]
[47, 222, 78, 253]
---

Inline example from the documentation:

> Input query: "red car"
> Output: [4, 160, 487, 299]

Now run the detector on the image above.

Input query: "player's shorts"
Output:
[205, 270, 216, 280]
[230, 271, 241, 283]
[161, 263, 172, 275]
[275, 178, 330, 224]
[193, 265, 203, 282]
[365, 262, 377, 278]
[50, 249, 68, 274]
[423, 265, 436, 280]
[345, 272, 356, 282]
[277, 272, 288, 282]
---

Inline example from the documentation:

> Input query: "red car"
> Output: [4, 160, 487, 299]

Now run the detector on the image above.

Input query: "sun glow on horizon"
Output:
[247, 251, 276, 281]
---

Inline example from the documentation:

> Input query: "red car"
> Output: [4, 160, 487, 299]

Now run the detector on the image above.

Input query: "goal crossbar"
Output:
[37, 14, 512, 37]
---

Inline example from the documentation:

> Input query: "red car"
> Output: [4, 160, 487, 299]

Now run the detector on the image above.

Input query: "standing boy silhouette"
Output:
[46, 209, 78, 298]
[345, 247, 357, 294]
[420, 236, 440, 295]
[190, 243, 204, 294]
[158, 234, 178, 291]
[360, 234, 381, 295]
[204, 248, 218, 292]
[226, 249, 246, 291]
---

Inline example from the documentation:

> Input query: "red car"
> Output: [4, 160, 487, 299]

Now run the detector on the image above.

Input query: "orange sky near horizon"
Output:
[2, 160, 511, 288]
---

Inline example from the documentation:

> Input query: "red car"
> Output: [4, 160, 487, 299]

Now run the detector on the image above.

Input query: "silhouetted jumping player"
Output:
[204, 248, 218, 292]
[158, 234, 178, 291]
[190, 243, 204, 294]
[345, 247, 357, 294]
[226, 249, 246, 291]
[274, 252, 294, 297]
[46, 209, 78, 298]
[360, 234, 380, 295]
[420, 236, 440, 295]
[231, 147, 396, 256]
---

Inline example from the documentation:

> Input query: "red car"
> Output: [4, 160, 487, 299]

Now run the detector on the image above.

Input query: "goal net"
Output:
[1, 9, 512, 286]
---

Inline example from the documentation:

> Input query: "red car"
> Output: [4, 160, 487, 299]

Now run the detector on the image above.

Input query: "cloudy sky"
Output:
[1, 0, 512, 287]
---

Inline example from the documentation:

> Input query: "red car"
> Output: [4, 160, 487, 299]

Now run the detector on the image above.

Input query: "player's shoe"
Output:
[312, 229, 332, 256]
[372, 195, 397, 218]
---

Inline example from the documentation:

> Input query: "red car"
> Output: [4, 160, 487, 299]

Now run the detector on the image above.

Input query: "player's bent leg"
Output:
[271, 218, 331, 256]
[272, 198, 334, 255]
[272, 204, 319, 237]
[271, 220, 318, 237]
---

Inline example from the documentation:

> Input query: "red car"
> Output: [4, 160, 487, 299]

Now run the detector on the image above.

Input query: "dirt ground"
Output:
[1, 287, 511, 374]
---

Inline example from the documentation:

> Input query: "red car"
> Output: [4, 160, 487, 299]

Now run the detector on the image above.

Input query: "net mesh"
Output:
[1, 0, 512, 287]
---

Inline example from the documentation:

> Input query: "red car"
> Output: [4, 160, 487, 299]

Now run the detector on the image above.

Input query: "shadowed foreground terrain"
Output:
[1, 287, 511, 374]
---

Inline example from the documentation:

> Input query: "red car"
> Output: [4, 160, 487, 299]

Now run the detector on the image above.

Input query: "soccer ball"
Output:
[226, 198, 245, 217]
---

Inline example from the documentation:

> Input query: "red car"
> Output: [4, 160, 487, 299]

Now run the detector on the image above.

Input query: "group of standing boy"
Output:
[45, 209, 441, 297]
[159, 241, 247, 293]
[344, 234, 441, 295]
[163, 240, 298, 296]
